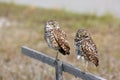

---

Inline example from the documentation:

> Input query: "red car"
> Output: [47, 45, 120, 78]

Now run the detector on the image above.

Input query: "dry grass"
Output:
[0, 2, 120, 80]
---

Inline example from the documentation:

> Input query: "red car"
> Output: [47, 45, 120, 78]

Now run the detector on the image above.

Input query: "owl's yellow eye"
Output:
[52, 24, 55, 27]
[81, 31, 87, 37]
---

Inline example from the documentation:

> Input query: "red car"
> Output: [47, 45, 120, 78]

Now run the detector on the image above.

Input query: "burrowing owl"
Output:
[74, 29, 99, 72]
[44, 20, 70, 61]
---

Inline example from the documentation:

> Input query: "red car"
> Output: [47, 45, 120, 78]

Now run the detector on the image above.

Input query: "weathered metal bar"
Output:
[55, 61, 63, 80]
[21, 46, 106, 80]
[22, 46, 55, 66]
[62, 62, 105, 80]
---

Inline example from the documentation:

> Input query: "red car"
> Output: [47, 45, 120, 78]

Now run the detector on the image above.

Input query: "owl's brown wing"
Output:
[81, 39, 99, 66]
[53, 28, 70, 55]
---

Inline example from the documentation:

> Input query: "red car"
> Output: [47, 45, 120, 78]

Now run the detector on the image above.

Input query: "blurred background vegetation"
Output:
[0, 2, 120, 80]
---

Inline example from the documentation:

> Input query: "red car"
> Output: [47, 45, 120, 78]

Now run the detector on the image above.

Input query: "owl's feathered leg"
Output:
[54, 52, 59, 64]
[84, 61, 89, 73]
[56, 52, 59, 60]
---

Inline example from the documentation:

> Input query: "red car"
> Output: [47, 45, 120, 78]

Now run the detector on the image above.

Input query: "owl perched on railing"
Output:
[44, 20, 70, 61]
[74, 29, 99, 72]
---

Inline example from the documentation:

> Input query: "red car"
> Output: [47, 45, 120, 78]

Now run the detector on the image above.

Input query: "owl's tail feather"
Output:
[94, 58, 99, 67]
[59, 47, 70, 55]
[91, 55, 99, 67]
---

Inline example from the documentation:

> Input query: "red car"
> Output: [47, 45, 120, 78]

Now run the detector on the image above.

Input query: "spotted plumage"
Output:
[44, 20, 70, 59]
[74, 29, 99, 71]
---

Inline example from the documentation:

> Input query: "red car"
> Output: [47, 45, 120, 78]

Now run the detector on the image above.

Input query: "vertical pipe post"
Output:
[55, 60, 63, 80]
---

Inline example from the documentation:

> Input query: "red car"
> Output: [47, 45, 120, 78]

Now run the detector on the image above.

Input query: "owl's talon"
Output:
[54, 59, 59, 65]
[54, 60, 57, 65]
[82, 71, 85, 74]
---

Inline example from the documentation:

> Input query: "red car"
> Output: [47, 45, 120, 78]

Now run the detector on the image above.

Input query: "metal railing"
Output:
[21, 46, 106, 80]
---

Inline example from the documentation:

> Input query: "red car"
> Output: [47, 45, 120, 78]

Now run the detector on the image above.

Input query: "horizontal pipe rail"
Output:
[21, 46, 106, 80]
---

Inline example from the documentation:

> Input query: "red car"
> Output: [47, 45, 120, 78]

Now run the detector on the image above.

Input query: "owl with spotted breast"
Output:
[44, 20, 70, 61]
[74, 29, 99, 72]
